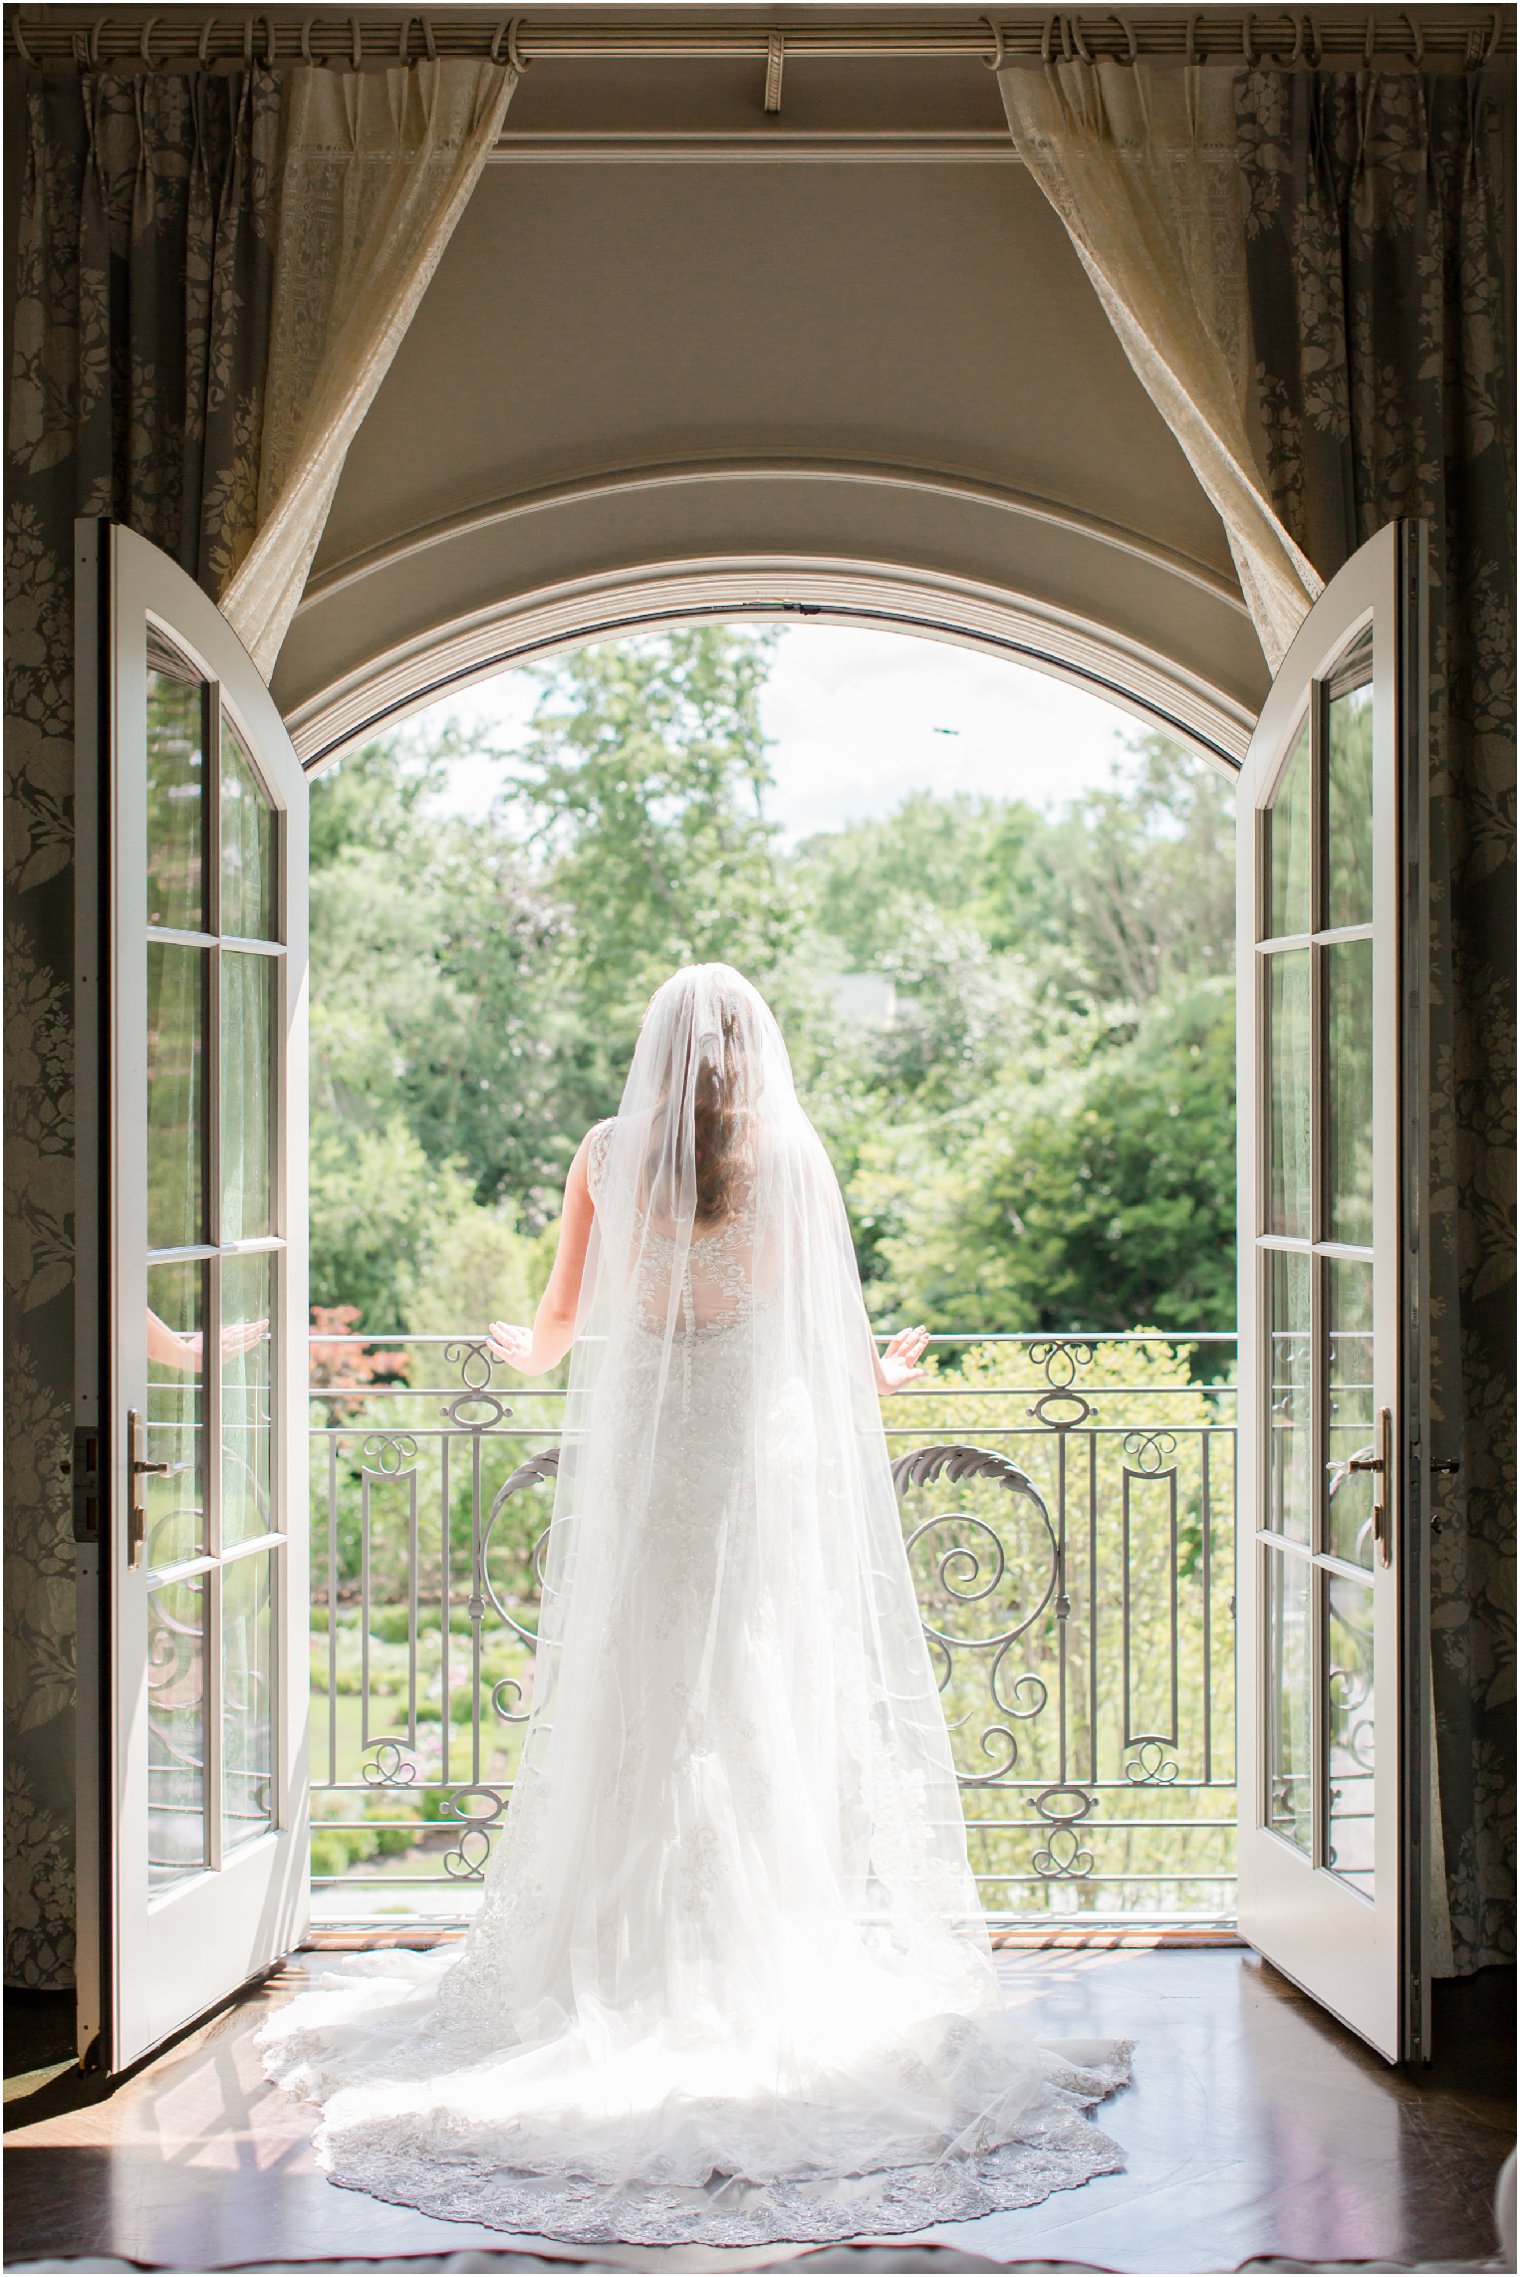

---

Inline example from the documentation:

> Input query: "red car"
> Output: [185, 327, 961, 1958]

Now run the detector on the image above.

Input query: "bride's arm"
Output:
[486, 1137, 596, 1378]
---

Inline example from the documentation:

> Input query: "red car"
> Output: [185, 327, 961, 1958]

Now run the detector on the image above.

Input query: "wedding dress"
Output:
[260, 964, 1132, 2246]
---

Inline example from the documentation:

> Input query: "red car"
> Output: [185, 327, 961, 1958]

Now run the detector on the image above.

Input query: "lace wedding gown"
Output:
[260, 968, 1132, 2247]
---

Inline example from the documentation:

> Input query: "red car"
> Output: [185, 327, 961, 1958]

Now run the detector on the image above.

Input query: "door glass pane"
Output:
[223, 1551, 276, 1855]
[147, 1573, 207, 1890]
[1326, 627, 1375, 931]
[1325, 1572, 1376, 1898]
[145, 1260, 208, 1567]
[146, 941, 205, 1251]
[1327, 938, 1374, 1247]
[221, 719, 277, 941]
[1265, 715, 1311, 939]
[1267, 949, 1312, 1238]
[1265, 1546, 1312, 1855]
[1267, 1250, 1312, 1542]
[222, 1253, 274, 1550]
[1326, 1258, 1376, 1568]
[146, 663, 207, 933]
[221, 951, 274, 1241]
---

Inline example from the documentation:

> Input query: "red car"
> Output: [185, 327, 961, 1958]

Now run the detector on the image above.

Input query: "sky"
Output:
[409, 623, 1148, 846]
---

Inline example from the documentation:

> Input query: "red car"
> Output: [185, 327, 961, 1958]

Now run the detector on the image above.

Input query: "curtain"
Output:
[997, 58, 1322, 670]
[4, 64, 283, 1988]
[3, 54, 511, 1990]
[1237, 67, 1516, 1975]
[219, 60, 516, 675]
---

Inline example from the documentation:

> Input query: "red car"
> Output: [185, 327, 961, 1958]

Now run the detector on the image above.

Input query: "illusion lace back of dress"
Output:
[260, 1004, 1135, 2246]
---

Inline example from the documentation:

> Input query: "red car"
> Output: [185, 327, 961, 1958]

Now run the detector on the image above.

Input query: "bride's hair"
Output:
[691, 1002, 750, 1222]
[640, 966, 760, 1224]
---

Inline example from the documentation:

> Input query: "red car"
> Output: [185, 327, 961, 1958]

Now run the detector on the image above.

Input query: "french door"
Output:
[74, 523, 310, 2073]
[1236, 521, 1430, 2062]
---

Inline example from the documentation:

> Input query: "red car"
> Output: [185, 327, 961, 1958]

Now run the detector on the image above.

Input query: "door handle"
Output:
[1349, 1406, 1394, 1567]
[127, 1408, 169, 1568]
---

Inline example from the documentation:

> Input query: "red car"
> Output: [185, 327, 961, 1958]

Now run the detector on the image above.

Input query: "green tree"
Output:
[309, 726, 565, 1218]
[500, 628, 800, 1126]
[1035, 734, 1235, 1009]
[865, 981, 1237, 1334]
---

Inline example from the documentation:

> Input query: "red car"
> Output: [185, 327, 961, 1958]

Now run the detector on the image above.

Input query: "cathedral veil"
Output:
[258, 963, 1133, 2247]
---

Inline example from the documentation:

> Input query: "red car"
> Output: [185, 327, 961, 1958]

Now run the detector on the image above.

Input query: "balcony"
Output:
[308, 1329, 1238, 1928]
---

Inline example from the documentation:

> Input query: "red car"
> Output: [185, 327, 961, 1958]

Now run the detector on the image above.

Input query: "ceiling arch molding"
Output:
[278, 458, 1264, 779]
[286, 553, 1255, 782]
[300, 456, 1247, 618]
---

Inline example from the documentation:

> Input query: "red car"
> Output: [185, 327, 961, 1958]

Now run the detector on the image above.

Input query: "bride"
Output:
[260, 963, 1132, 2246]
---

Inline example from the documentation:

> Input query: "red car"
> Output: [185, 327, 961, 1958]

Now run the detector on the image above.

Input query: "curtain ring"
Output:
[1267, 11, 1303, 65]
[422, 15, 438, 61]
[1402, 11, 1423, 63]
[1364, 14, 1377, 66]
[1070, 14, 1093, 61]
[507, 17, 530, 71]
[243, 14, 253, 65]
[1041, 15, 1056, 64]
[981, 14, 1007, 70]
[1483, 10, 1501, 61]
[72, 27, 88, 65]
[1186, 15, 1200, 65]
[265, 15, 276, 64]
[490, 17, 507, 63]
[397, 14, 412, 61]
[139, 14, 160, 67]
[350, 14, 362, 67]
[1108, 13, 1137, 61]
[199, 15, 215, 64]
[1242, 11, 1257, 65]
[12, 15, 37, 64]
[301, 17, 313, 64]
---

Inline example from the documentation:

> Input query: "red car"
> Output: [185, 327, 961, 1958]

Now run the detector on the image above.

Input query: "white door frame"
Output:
[1235, 519, 1431, 2063]
[73, 520, 310, 2073]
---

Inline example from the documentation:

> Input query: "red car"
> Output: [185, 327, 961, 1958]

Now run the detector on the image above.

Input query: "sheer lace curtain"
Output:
[996, 59, 1322, 669]
[220, 58, 516, 674]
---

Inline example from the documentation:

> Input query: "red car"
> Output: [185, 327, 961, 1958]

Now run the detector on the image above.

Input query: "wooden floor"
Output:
[4, 1950, 1513, 2272]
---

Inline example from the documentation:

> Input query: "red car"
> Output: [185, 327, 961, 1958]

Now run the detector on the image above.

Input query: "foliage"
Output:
[308, 630, 1238, 1343]
[858, 982, 1238, 1335]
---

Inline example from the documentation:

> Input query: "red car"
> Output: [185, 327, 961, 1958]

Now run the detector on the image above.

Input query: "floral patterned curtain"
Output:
[1237, 66, 1516, 1974]
[4, 66, 282, 1986]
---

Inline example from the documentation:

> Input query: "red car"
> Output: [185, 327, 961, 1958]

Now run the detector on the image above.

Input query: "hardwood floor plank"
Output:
[4, 1952, 1511, 2272]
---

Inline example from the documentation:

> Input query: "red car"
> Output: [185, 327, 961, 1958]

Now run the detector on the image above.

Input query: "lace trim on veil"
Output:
[260, 1990, 1134, 2248]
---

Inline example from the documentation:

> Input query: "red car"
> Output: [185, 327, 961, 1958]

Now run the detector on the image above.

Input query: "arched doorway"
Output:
[301, 601, 1242, 1935]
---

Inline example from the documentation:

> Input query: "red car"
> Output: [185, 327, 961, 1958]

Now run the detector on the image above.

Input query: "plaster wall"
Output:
[278, 59, 1265, 758]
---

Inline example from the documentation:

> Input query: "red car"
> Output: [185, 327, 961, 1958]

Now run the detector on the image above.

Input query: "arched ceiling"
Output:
[273, 17, 1271, 765]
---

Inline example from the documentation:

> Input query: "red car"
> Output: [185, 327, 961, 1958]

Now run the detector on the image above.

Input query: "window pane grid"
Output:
[142, 638, 284, 1882]
[1257, 626, 1379, 1879]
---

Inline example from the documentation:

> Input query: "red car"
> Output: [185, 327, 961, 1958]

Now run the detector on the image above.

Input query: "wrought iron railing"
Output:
[308, 1331, 1238, 1924]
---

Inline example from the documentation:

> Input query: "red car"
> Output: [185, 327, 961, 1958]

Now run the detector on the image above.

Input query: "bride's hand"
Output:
[487, 1321, 535, 1375]
[876, 1325, 930, 1395]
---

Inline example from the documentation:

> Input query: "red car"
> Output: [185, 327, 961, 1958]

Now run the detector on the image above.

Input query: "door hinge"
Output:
[70, 1428, 101, 1544]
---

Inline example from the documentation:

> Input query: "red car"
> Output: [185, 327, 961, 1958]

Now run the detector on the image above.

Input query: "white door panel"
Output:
[74, 521, 309, 2073]
[1235, 520, 1430, 2063]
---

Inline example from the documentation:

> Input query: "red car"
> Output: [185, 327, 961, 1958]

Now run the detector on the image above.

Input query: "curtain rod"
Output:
[7, 10, 1514, 68]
